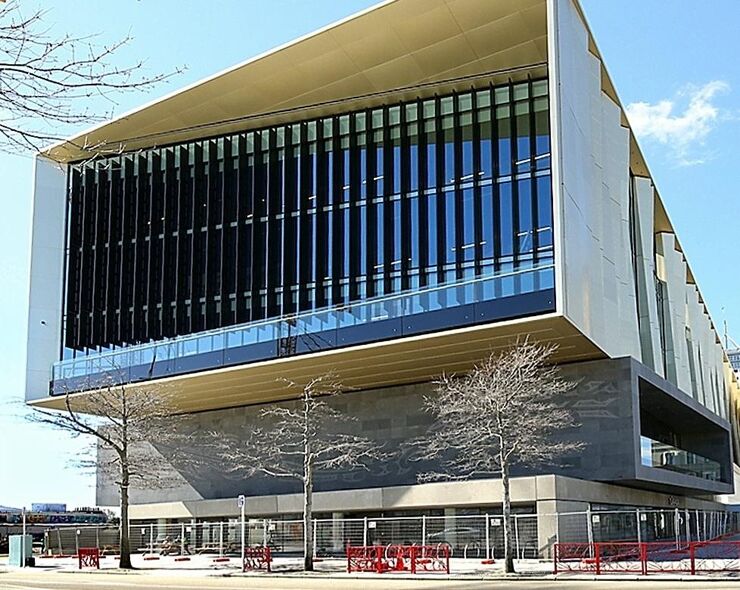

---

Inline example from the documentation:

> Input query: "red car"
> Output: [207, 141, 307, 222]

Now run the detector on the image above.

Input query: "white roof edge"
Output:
[43, 0, 396, 154]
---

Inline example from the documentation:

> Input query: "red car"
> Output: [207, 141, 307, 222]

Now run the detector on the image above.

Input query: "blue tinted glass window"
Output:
[292, 148, 301, 211]
[309, 210, 318, 288]
[393, 200, 401, 267]
[325, 210, 333, 278]
[376, 201, 384, 272]
[426, 122, 436, 188]
[517, 179, 532, 254]
[325, 149, 334, 205]
[410, 196, 419, 268]
[343, 208, 350, 278]
[410, 138, 419, 191]
[463, 189, 475, 261]
[537, 176, 553, 248]
[359, 204, 367, 275]
[534, 97, 549, 155]
[481, 185, 494, 260]
[63, 80, 553, 364]
[479, 115, 492, 179]
[460, 112, 474, 179]
[341, 147, 349, 202]
[499, 181, 513, 257]
[534, 97, 550, 170]
[515, 102, 531, 173]
[497, 107, 511, 177]
[393, 137, 401, 194]
[445, 190, 456, 264]
[443, 120, 455, 185]
[428, 193, 437, 266]
[375, 143, 384, 195]
[358, 142, 367, 199]
[310, 148, 318, 203]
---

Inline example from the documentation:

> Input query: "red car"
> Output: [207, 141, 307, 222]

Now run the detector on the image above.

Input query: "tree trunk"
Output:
[501, 459, 515, 574]
[303, 458, 314, 571]
[119, 466, 132, 569]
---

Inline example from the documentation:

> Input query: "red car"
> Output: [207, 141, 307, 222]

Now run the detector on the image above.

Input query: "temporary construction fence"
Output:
[42, 508, 740, 563]
[43, 525, 119, 556]
[553, 539, 740, 575]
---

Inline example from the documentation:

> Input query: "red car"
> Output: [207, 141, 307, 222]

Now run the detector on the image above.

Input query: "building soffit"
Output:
[44, 0, 548, 163]
[29, 315, 605, 415]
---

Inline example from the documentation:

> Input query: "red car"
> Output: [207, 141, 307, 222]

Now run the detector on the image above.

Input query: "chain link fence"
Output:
[42, 508, 740, 561]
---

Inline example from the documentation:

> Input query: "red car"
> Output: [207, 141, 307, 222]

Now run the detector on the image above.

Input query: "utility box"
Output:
[8, 535, 33, 567]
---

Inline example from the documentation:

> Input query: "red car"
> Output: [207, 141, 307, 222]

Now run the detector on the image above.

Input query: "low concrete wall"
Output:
[128, 473, 728, 521]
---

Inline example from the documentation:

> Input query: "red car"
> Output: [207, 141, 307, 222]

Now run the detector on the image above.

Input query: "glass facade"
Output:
[62, 79, 554, 361]
[728, 350, 740, 373]
[640, 436, 721, 482]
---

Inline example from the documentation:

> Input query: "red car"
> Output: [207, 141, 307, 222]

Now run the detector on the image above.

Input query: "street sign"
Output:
[237, 494, 245, 508]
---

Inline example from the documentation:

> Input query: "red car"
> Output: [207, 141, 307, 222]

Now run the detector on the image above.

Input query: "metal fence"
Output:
[42, 508, 740, 561]
[554, 540, 740, 575]
[43, 525, 120, 556]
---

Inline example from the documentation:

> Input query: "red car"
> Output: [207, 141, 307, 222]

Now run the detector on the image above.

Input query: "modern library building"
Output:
[25, 0, 740, 546]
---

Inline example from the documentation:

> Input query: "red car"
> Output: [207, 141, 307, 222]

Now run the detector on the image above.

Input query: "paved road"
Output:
[3, 572, 740, 590]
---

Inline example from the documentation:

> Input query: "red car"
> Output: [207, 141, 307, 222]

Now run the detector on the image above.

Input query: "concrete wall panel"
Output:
[633, 177, 663, 375]
[25, 157, 66, 402]
[552, 0, 640, 361]
[550, 0, 732, 429]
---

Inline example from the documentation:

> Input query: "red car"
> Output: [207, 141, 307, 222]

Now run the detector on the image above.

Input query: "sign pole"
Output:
[21, 507, 26, 568]
[238, 494, 246, 567]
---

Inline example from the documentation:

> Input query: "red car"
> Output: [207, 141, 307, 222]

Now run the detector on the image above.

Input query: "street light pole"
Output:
[21, 507, 26, 568]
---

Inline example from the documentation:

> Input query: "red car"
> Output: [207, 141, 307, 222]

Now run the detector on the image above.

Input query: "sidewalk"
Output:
[2, 554, 740, 582]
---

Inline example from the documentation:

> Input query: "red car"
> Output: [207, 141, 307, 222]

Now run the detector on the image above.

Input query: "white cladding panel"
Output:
[550, 0, 733, 424]
[633, 177, 663, 376]
[657, 233, 691, 394]
[552, 0, 640, 360]
[652, 233, 730, 419]
[25, 156, 66, 401]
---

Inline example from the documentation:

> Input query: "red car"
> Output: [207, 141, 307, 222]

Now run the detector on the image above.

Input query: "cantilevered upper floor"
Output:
[25, 0, 740, 455]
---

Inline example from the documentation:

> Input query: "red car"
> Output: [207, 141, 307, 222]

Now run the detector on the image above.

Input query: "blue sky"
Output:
[1, 0, 738, 509]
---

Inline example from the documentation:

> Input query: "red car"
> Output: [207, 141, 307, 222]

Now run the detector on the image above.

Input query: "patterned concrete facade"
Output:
[98, 358, 732, 508]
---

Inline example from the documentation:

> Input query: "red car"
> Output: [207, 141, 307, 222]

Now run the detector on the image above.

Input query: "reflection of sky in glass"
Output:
[640, 436, 653, 467]
[60, 80, 559, 397]
[639, 436, 721, 482]
[55, 264, 554, 382]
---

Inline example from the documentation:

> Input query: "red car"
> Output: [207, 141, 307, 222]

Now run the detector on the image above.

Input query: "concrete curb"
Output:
[37, 569, 740, 582]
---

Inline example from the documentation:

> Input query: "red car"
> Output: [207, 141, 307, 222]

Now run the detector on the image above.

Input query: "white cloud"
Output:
[625, 80, 729, 166]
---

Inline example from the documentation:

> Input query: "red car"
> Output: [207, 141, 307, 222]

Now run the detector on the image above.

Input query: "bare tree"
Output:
[29, 377, 186, 569]
[207, 374, 387, 571]
[410, 340, 582, 573]
[0, 0, 180, 154]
